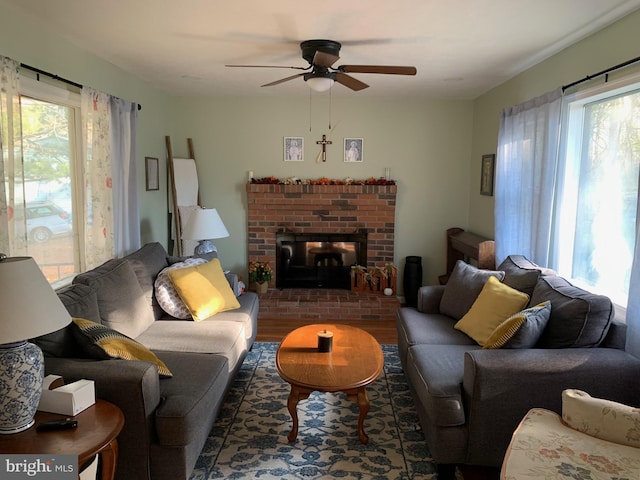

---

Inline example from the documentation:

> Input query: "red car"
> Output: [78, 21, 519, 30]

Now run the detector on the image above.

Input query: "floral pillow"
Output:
[562, 389, 640, 448]
[154, 257, 207, 318]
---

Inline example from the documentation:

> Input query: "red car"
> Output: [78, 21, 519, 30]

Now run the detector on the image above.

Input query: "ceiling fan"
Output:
[226, 39, 417, 92]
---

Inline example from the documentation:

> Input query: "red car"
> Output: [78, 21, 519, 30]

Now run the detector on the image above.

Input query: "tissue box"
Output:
[38, 375, 95, 416]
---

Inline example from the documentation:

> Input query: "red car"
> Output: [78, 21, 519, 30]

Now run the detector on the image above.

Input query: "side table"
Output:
[0, 399, 124, 480]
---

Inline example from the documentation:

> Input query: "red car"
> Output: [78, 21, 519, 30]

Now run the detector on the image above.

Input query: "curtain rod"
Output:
[19, 63, 142, 111]
[562, 54, 640, 92]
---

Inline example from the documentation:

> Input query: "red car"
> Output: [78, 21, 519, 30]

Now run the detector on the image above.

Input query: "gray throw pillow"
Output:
[497, 255, 544, 298]
[532, 276, 614, 348]
[501, 301, 551, 349]
[74, 259, 155, 338]
[439, 260, 505, 320]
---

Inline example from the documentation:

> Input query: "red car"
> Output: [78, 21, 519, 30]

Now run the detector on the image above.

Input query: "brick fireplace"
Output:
[246, 182, 400, 320]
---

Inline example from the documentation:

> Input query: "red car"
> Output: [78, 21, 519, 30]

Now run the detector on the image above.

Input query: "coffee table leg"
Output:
[286, 386, 300, 442]
[357, 387, 370, 444]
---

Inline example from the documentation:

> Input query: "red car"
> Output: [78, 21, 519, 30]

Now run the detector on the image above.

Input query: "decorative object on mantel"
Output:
[249, 260, 273, 294]
[250, 176, 395, 185]
[350, 263, 397, 294]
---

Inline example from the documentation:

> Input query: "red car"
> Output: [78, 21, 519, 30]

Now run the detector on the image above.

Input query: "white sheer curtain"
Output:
[81, 87, 114, 268]
[626, 197, 640, 357]
[494, 88, 563, 266]
[110, 96, 140, 256]
[0, 55, 25, 256]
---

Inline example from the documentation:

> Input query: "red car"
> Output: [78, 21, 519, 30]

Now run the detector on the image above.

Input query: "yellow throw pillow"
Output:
[454, 276, 530, 346]
[168, 258, 240, 321]
[72, 317, 172, 377]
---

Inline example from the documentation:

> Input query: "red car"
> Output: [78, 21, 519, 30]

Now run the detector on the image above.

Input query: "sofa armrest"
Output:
[417, 285, 445, 313]
[461, 348, 640, 466]
[44, 357, 162, 479]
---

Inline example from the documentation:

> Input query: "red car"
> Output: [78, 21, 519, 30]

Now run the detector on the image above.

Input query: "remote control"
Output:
[36, 418, 78, 432]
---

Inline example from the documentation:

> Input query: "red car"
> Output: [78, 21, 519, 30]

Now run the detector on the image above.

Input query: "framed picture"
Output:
[145, 156, 159, 191]
[344, 138, 364, 162]
[284, 137, 304, 161]
[480, 154, 495, 196]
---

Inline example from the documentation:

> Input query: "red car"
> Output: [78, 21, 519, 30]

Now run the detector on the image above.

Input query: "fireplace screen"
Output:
[276, 232, 367, 289]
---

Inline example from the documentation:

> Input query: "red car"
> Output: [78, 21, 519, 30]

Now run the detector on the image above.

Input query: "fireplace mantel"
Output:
[247, 183, 397, 288]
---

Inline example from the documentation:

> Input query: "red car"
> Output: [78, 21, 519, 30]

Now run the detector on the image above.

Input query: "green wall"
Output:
[3, 0, 640, 290]
[469, 8, 640, 239]
[169, 96, 473, 282]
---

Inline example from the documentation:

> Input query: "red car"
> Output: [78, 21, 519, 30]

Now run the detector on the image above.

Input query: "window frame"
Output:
[554, 72, 640, 318]
[18, 77, 84, 287]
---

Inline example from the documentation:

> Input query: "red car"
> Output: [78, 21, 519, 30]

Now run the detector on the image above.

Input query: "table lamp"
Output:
[182, 207, 229, 256]
[0, 255, 71, 434]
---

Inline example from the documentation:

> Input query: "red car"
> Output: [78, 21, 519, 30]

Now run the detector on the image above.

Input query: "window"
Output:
[10, 78, 82, 287]
[555, 77, 640, 309]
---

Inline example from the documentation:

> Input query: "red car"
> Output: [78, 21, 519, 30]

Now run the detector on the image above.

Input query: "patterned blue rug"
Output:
[190, 342, 438, 479]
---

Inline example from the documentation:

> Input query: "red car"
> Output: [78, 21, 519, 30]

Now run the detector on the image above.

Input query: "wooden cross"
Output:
[316, 134, 332, 162]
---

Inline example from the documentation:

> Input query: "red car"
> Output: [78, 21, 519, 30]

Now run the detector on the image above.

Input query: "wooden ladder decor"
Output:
[165, 136, 201, 256]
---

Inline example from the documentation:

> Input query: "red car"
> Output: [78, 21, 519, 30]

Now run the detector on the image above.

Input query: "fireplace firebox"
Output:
[276, 231, 367, 289]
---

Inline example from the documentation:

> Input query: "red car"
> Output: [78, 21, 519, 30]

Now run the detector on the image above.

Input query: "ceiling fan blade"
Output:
[338, 65, 417, 75]
[261, 73, 305, 87]
[226, 64, 309, 70]
[335, 73, 369, 91]
[313, 50, 340, 68]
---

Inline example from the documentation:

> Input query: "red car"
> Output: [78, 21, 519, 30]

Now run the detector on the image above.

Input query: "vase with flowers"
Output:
[249, 260, 272, 294]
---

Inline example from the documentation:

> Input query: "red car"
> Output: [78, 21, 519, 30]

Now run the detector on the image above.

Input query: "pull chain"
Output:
[309, 88, 312, 132]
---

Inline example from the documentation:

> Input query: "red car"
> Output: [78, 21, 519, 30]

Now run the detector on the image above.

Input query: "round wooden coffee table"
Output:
[275, 323, 384, 444]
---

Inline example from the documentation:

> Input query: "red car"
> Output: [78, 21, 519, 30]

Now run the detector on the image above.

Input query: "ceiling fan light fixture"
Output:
[306, 76, 334, 92]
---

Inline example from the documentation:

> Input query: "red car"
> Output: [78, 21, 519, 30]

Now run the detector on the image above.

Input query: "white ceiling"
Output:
[6, 0, 640, 99]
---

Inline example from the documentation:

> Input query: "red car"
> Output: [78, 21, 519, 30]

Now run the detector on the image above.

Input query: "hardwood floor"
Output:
[257, 317, 500, 480]
[256, 317, 398, 344]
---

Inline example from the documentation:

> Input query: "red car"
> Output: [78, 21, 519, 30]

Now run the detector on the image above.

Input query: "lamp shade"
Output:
[182, 207, 229, 241]
[0, 256, 71, 343]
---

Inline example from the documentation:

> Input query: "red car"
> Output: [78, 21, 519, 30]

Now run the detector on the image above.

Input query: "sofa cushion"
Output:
[440, 261, 505, 320]
[34, 283, 102, 358]
[122, 242, 172, 319]
[562, 389, 640, 448]
[154, 351, 229, 447]
[497, 255, 546, 297]
[483, 301, 551, 349]
[405, 344, 481, 427]
[531, 276, 614, 348]
[454, 277, 530, 346]
[154, 257, 208, 319]
[168, 258, 240, 321]
[71, 317, 172, 377]
[74, 259, 155, 338]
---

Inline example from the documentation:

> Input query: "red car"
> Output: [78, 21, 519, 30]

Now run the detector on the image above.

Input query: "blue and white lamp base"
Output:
[0, 341, 44, 434]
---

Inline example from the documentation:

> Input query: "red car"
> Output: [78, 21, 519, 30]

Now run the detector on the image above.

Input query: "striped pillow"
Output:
[72, 317, 172, 377]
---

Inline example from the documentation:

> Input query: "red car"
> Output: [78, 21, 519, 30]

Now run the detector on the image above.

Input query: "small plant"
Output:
[249, 260, 273, 283]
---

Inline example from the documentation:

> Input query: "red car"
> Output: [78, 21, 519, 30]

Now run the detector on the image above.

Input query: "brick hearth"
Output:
[246, 182, 398, 320]
[256, 288, 401, 321]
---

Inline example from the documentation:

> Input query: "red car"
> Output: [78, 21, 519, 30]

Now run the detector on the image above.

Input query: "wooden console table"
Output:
[439, 227, 495, 284]
[0, 399, 124, 480]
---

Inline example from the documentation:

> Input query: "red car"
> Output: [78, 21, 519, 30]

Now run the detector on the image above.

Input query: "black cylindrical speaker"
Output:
[403, 256, 423, 307]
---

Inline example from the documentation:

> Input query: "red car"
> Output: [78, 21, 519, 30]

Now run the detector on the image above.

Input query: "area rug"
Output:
[190, 342, 439, 479]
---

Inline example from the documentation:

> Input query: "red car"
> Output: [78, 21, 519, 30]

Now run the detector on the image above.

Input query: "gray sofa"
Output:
[397, 255, 640, 478]
[34, 242, 259, 480]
